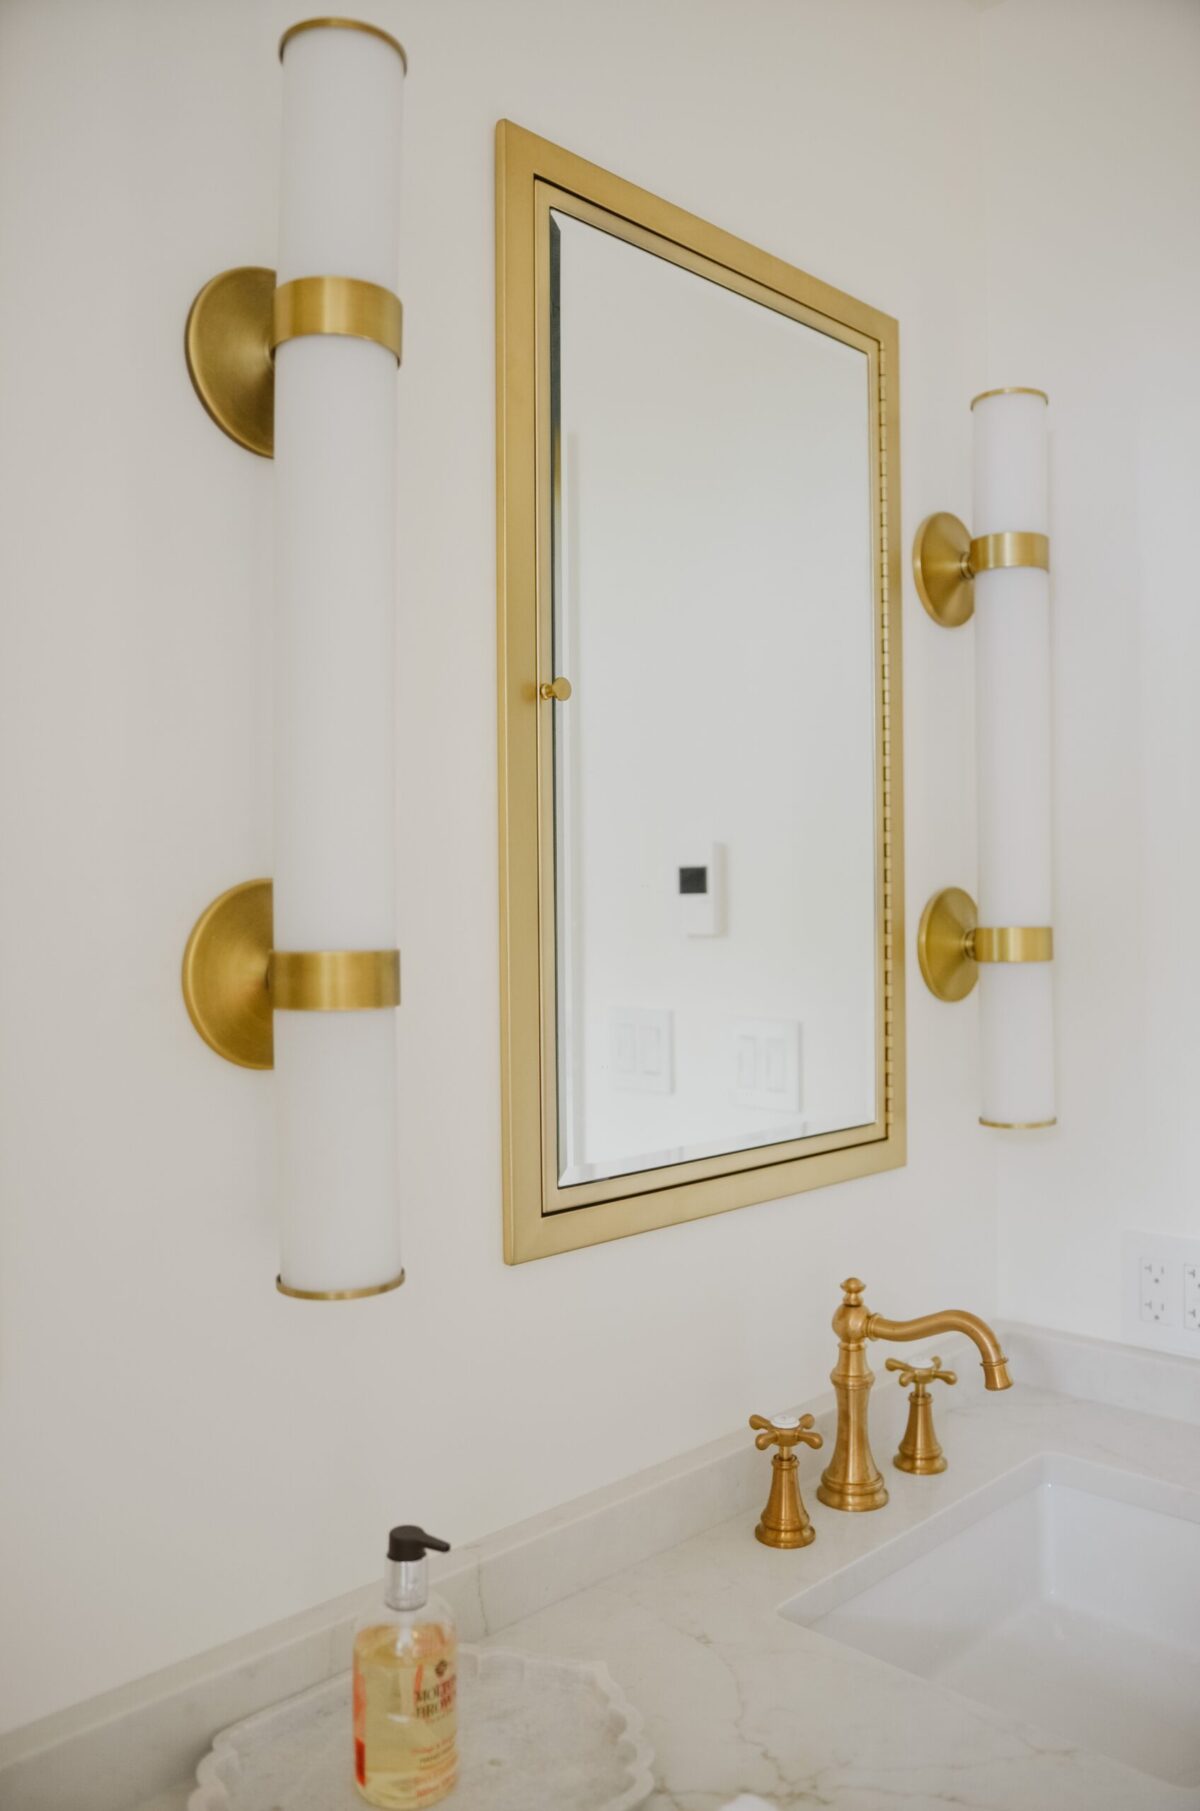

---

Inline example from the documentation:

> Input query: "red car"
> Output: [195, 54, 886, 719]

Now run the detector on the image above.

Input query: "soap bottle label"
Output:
[354, 1625, 458, 1807]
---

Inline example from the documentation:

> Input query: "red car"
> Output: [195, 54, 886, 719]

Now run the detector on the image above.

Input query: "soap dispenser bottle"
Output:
[353, 1525, 456, 1808]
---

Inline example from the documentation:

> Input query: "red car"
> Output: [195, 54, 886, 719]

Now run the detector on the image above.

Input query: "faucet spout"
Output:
[867, 1308, 1011, 1390]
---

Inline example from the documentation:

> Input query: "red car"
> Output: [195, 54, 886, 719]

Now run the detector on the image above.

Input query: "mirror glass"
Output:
[550, 208, 879, 1188]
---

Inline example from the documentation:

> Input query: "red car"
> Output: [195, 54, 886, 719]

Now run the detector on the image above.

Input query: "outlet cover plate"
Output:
[1123, 1230, 1200, 1358]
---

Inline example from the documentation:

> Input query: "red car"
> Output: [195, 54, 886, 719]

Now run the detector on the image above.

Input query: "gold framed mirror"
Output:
[496, 122, 904, 1263]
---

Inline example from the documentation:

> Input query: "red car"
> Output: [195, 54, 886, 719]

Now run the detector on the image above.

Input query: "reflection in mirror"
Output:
[550, 209, 878, 1188]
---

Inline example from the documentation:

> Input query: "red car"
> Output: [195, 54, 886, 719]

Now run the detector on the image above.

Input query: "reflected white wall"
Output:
[553, 212, 878, 1183]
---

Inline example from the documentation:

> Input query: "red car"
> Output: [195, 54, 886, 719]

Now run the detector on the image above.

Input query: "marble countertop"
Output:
[132, 1372, 1200, 1811]
[472, 1382, 1200, 1811]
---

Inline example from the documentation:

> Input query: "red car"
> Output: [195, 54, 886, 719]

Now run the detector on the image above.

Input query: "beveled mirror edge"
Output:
[495, 120, 905, 1264]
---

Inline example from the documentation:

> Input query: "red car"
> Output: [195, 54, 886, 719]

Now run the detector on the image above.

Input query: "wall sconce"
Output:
[913, 388, 1056, 1130]
[181, 18, 407, 1297]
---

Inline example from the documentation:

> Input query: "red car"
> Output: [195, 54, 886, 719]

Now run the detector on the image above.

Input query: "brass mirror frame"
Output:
[495, 121, 905, 1263]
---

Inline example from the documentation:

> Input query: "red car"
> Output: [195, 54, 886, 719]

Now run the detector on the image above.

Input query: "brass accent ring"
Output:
[277, 1268, 406, 1301]
[972, 925, 1053, 964]
[270, 949, 401, 1011]
[969, 531, 1050, 573]
[970, 386, 1048, 409]
[979, 1117, 1058, 1130]
[271, 277, 403, 363]
[279, 18, 408, 69]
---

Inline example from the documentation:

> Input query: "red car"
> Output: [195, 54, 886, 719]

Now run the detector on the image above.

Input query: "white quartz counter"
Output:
[7, 1327, 1198, 1811]
[469, 1380, 1200, 1809]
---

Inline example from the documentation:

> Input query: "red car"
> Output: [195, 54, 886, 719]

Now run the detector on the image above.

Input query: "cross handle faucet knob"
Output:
[884, 1354, 957, 1394]
[749, 1412, 823, 1453]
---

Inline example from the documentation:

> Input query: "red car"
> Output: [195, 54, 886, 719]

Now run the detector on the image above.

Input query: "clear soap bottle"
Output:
[353, 1525, 457, 1809]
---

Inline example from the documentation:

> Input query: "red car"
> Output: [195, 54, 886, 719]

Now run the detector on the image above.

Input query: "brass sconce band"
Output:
[183, 884, 401, 1066]
[185, 268, 402, 457]
[271, 277, 403, 363]
[969, 531, 1050, 574]
[269, 948, 400, 1012]
[279, 18, 408, 69]
[276, 1268, 407, 1301]
[972, 925, 1053, 964]
[914, 513, 1050, 627]
[917, 888, 1055, 1003]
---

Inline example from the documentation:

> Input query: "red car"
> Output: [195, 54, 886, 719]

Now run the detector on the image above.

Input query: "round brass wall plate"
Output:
[185, 267, 276, 458]
[912, 512, 974, 627]
[182, 879, 274, 1069]
[917, 886, 979, 1002]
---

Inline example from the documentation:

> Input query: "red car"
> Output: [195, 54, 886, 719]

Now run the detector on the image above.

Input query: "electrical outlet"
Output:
[1185, 1263, 1200, 1333]
[1140, 1258, 1168, 1324]
[1123, 1232, 1200, 1357]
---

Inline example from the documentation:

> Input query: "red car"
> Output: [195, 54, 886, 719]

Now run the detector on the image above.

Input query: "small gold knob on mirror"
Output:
[539, 676, 572, 702]
[749, 1413, 823, 1549]
[885, 1355, 957, 1475]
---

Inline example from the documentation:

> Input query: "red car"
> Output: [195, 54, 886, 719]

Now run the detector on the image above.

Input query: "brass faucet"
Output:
[816, 1278, 1011, 1513]
[749, 1413, 823, 1548]
[885, 1354, 957, 1474]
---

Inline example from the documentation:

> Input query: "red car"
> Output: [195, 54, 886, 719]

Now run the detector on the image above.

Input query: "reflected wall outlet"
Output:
[1140, 1259, 1168, 1324]
[610, 1007, 673, 1093]
[732, 1018, 802, 1112]
[1186, 1263, 1200, 1333]
[1123, 1231, 1200, 1357]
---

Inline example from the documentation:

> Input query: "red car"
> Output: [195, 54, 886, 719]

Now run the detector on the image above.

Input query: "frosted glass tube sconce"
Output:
[181, 19, 407, 1296]
[913, 388, 1056, 1129]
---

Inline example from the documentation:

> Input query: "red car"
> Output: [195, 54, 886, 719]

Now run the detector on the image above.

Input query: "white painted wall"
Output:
[0, 0, 1021, 1735]
[979, 0, 1200, 1337]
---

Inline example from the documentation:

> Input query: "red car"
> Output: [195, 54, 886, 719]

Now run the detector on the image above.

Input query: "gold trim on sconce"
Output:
[270, 948, 400, 1012]
[278, 17, 408, 68]
[271, 276, 402, 361]
[972, 924, 1053, 964]
[916, 886, 1053, 1004]
[970, 386, 1049, 409]
[970, 531, 1049, 575]
[275, 1269, 407, 1301]
[912, 512, 1051, 628]
[184, 270, 403, 458]
[181, 879, 401, 1070]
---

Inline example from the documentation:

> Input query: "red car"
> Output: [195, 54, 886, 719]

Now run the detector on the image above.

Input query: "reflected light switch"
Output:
[732, 1018, 802, 1112]
[611, 1007, 674, 1093]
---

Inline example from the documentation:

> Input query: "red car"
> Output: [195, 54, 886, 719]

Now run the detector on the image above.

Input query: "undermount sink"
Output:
[782, 1455, 1200, 1788]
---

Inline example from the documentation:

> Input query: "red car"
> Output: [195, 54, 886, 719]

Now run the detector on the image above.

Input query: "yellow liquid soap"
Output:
[353, 1620, 458, 1809]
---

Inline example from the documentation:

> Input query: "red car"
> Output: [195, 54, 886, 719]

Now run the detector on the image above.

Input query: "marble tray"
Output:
[188, 1645, 654, 1811]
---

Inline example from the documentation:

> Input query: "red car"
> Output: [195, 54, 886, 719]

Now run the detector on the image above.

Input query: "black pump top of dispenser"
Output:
[388, 1526, 451, 1562]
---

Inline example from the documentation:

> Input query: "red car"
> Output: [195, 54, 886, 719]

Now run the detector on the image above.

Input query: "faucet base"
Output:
[894, 1450, 947, 1476]
[755, 1519, 816, 1550]
[754, 1449, 818, 1548]
[816, 1473, 889, 1513]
